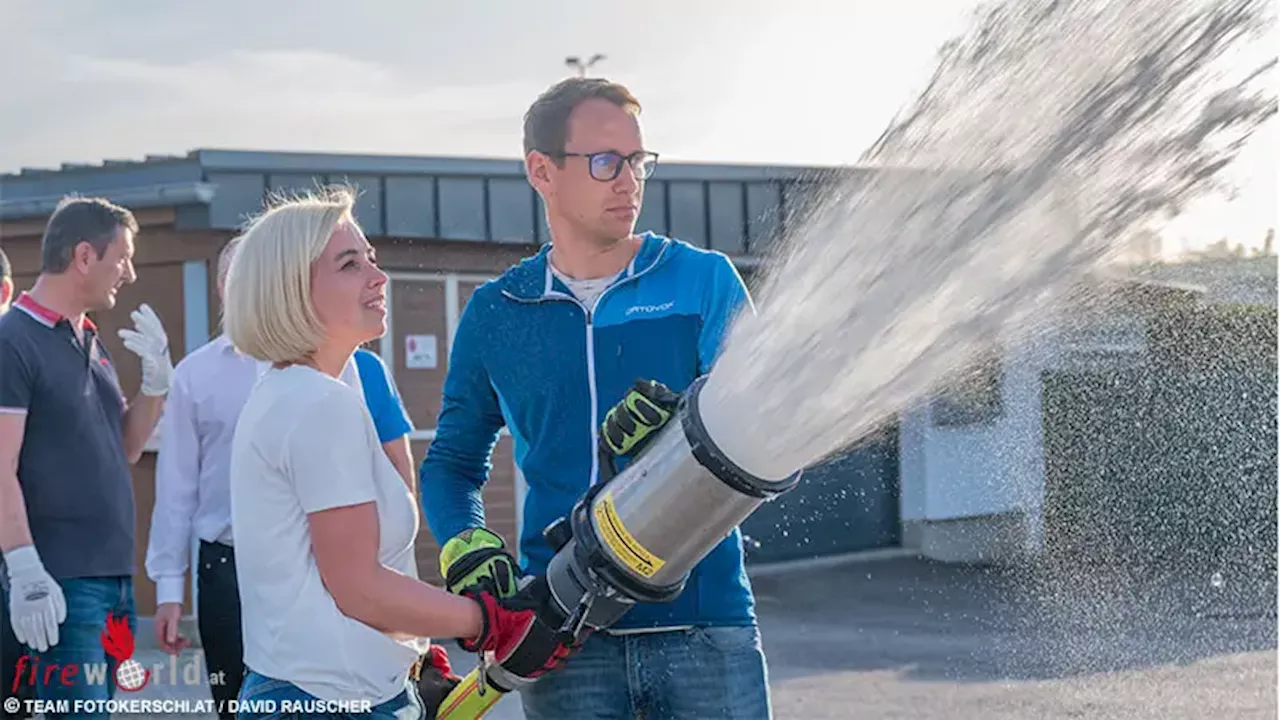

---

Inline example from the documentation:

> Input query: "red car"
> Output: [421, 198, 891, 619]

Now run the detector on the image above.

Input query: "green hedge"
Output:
[1042, 365, 1277, 574]
[1146, 302, 1277, 373]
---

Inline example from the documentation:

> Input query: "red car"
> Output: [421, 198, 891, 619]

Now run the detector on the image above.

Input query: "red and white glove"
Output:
[460, 577, 581, 680]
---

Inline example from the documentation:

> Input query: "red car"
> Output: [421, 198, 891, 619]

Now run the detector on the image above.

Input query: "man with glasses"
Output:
[419, 77, 769, 719]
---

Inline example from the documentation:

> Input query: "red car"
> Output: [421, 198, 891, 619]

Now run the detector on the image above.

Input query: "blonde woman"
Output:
[222, 188, 575, 719]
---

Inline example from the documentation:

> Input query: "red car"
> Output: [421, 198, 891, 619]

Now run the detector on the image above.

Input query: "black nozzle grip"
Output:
[556, 589, 596, 646]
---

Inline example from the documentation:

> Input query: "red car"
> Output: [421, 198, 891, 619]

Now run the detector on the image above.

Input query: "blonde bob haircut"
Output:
[223, 186, 357, 364]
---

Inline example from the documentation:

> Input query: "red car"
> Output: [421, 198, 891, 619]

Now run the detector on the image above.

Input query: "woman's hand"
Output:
[460, 576, 584, 681]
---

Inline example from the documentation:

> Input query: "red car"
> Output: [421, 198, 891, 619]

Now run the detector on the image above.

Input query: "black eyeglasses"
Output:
[546, 150, 660, 182]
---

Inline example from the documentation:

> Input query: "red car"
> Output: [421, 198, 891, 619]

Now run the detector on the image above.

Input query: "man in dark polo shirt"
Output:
[0, 197, 173, 717]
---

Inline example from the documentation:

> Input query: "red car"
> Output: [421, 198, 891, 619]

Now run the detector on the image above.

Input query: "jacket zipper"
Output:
[584, 305, 600, 485]
[580, 277, 628, 486]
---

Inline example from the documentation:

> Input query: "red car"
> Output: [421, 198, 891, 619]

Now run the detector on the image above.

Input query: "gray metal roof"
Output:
[1, 148, 839, 183]
[0, 148, 867, 255]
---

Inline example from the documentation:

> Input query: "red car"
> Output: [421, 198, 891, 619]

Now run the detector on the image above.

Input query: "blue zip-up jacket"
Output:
[419, 232, 758, 630]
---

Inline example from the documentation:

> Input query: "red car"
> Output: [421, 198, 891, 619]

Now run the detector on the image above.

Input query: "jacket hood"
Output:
[497, 232, 674, 301]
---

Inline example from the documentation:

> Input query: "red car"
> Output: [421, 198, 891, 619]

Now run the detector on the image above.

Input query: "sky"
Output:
[0, 0, 1273, 256]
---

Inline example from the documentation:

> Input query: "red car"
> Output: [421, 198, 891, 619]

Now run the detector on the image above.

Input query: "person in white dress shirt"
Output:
[143, 235, 407, 716]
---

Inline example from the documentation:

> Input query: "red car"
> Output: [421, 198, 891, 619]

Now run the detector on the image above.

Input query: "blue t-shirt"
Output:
[353, 348, 414, 443]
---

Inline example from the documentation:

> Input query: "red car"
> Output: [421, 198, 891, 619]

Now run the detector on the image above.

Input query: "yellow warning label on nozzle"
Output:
[594, 490, 666, 579]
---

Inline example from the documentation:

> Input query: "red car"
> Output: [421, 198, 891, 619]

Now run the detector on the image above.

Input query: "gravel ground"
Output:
[44, 555, 1269, 719]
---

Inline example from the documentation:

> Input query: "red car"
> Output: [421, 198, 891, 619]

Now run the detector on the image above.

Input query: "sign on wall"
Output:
[405, 334, 438, 369]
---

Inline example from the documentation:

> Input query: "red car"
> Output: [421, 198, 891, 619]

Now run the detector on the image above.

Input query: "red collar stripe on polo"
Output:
[14, 292, 98, 331]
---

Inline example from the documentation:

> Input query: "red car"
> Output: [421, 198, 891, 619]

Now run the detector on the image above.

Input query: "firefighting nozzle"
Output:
[540, 374, 803, 643]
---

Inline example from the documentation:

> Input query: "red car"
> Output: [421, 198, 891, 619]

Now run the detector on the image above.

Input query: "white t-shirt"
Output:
[552, 266, 620, 313]
[229, 364, 426, 704]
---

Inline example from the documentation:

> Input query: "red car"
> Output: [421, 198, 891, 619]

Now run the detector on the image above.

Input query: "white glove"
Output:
[4, 545, 66, 653]
[117, 303, 173, 396]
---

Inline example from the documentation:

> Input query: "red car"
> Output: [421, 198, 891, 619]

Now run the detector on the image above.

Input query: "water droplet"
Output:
[1210, 571, 1224, 588]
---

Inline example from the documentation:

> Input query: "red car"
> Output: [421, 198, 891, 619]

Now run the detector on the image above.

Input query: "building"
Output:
[896, 263, 1280, 566]
[1131, 253, 1278, 307]
[0, 148, 906, 617]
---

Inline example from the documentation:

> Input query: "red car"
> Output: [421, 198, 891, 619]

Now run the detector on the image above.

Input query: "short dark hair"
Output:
[40, 196, 138, 274]
[523, 77, 642, 158]
[0, 247, 10, 280]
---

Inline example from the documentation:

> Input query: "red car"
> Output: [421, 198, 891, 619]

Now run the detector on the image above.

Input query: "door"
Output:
[385, 274, 520, 582]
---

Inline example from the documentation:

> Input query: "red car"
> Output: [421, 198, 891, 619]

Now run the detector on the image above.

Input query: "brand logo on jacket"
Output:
[625, 301, 675, 316]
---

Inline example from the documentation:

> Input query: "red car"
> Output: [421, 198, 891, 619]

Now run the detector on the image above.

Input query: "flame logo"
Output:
[100, 614, 134, 661]
[100, 613, 150, 692]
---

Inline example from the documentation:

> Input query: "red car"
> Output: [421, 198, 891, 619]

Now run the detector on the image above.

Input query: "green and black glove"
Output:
[601, 379, 682, 457]
[438, 527, 522, 600]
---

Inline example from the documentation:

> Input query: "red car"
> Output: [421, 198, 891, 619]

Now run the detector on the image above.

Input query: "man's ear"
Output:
[72, 240, 104, 274]
[525, 151, 553, 191]
[0, 276, 13, 307]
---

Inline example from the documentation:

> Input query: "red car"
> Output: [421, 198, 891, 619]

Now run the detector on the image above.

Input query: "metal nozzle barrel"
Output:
[544, 376, 802, 638]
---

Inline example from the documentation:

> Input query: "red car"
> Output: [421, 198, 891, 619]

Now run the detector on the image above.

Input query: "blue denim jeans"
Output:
[520, 625, 772, 720]
[236, 670, 424, 720]
[1, 577, 135, 720]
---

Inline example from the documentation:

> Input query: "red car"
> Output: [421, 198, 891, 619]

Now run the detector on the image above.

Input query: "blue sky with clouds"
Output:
[0, 0, 1272, 252]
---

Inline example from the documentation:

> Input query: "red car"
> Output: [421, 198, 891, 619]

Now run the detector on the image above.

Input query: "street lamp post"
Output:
[565, 53, 606, 77]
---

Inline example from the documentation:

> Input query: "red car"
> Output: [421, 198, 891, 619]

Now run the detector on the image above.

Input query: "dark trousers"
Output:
[198, 540, 244, 720]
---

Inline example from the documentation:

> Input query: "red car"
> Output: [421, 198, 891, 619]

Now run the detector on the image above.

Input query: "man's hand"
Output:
[4, 546, 66, 653]
[153, 602, 190, 655]
[117, 303, 173, 396]
[438, 528, 522, 600]
[601, 379, 681, 456]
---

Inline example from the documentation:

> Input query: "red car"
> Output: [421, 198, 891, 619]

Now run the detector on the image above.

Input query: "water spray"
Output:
[436, 0, 1276, 715]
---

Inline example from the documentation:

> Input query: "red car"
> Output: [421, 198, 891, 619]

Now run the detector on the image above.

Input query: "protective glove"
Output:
[4, 545, 66, 653]
[459, 576, 583, 683]
[411, 644, 462, 718]
[601, 379, 681, 456]
[438, 528, 522, 600]
[117, 303, 173, 396]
